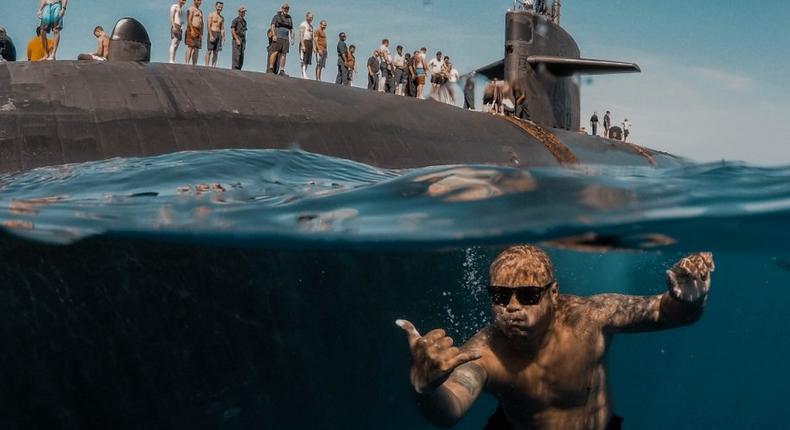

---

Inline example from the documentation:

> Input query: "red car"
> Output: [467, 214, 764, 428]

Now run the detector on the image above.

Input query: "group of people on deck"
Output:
[364, 46, 461, 103]
[516, 0, 562, 24]
[589, 111, 633, 142]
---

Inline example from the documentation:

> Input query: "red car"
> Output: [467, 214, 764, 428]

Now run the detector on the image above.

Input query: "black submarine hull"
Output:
[0, 61, 682, 173]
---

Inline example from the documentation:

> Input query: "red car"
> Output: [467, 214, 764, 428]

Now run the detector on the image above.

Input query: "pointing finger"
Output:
[395, 319, 421, 348]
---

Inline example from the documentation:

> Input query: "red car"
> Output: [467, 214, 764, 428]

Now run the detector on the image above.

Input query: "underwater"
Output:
[0, 149, 788, 429]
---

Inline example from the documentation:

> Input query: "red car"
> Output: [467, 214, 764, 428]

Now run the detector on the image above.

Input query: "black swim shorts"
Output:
[484, 405, 623, 430]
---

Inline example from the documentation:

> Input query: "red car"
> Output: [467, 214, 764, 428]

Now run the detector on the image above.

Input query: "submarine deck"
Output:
[0, 61, 683, 173]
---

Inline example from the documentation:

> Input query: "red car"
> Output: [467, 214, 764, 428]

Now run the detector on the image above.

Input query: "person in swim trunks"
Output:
[169, 0, 186, 63]
[414, 47, 428, 99]
[298, 11, 314, 79]
[398, 245, 714, 430]
[185, 0, 203, 65]
[313, 19, 327, 81]
[37, 0, 68, 60]
[204, 1, 224, 67]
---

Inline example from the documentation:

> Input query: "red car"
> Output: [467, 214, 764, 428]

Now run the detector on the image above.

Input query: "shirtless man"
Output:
[37, 0, 68, 60]
[184, 0, 203, 65]
[78, 25, 109, 61]
[313, 20, 327, 81]
[169, 0, 186, 63]
[204, 1, 225, 67]
[415, 47, 429, 99]
[398, 245, 714, 430]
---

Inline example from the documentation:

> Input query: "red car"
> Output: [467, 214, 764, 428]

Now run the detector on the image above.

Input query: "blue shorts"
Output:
[41, 2, 63, 33]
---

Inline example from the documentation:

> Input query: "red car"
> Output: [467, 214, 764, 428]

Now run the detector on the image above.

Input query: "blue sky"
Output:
[2, 0, 789, 164]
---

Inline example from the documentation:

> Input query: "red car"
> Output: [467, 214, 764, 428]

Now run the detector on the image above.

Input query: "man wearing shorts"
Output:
[37, 0, 68, 60]
[298, 11, 314, 79]
[414, 47, 429, 99]
[185, 0, 203, 65]
[268, 3, 293, 75]
[312, 20, 327, 81]
[428, 50, 445, 99]
[346, 44, 356, 86]
[169, 0, 186, 63]
[77, 25, 109, 61]
[204, 1, 224, 67]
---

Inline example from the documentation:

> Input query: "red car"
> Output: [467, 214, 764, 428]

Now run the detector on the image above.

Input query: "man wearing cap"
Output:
[230, 6, 247, 70]
[268, 3, 293, 75]
[398, 245, 715, 430]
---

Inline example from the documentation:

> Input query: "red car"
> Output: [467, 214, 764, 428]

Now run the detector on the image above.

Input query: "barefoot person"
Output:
[168, 0, 186, 63]
[204, 1, 225, 67]
[184, 0, 203, 65]
[298, 11, 314, 79]
[398, 245, 714, 430]
[313, 20, 327, 81]
[37, 0, 67, 60]
[77, 25, 109, 61]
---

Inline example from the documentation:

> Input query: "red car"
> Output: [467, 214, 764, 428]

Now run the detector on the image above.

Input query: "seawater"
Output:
[0, 149, 788, 429]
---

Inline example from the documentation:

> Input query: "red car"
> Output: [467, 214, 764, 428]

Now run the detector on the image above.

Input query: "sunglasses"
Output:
[488, 281, 554, 306]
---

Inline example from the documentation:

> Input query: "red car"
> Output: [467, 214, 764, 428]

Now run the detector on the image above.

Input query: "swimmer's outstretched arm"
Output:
[396, 320, 485, 428]
[586, 252, 715, 333]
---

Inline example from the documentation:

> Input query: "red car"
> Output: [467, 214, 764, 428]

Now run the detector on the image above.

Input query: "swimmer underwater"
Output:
[397, 245, 714, 430]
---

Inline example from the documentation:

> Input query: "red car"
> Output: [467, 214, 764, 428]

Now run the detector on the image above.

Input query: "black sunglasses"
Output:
[488, 281, 554, 306]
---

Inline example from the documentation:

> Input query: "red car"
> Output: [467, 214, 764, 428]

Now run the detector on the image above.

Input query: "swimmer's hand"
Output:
[396, 319, 482, 394]
[666, 252, 714, 304]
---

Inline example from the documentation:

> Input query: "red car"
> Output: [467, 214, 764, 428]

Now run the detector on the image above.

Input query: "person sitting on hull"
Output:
[397, 245, 714, 430]
[77, 26, 109, 61]
[27, 26, 53, 61]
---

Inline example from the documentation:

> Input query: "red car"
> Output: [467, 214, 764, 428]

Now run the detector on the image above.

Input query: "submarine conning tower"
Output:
[479, 9, 640, 131]
[505, 11, 581, 130]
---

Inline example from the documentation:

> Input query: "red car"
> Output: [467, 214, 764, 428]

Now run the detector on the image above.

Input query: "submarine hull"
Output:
[0, 61, 681, 173]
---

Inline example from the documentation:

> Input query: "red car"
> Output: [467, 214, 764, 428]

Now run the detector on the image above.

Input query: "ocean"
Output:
[0, 149, 787, 429]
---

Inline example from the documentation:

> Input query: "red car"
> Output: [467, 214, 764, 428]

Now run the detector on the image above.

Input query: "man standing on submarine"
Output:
[397, 245, 714, 429]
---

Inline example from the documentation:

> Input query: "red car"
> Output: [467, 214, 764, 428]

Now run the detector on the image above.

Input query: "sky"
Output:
[1, 0, 789, 165]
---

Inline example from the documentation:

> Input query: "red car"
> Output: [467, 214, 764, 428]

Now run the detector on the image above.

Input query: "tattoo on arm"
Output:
[584, 294, 664, 333]
[418, 362, 485, 427]
[447, 364, 483, 395]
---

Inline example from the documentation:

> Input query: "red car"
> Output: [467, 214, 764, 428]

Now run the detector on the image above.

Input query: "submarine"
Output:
[0, 9, 682, 174]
